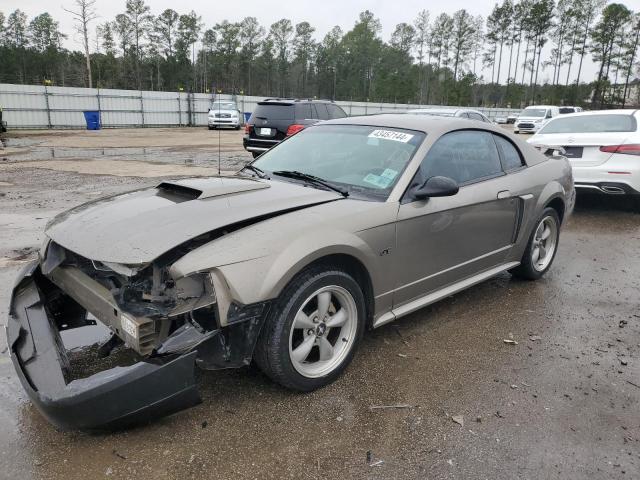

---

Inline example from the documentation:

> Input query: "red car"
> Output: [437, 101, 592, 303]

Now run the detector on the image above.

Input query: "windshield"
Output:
[521, 108, 547, 117]
[539, 114, 637, 134]
[252, 124, 425, 199]
[211, 102, 236, 110]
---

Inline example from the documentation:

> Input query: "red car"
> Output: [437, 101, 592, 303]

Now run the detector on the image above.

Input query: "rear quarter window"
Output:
[314, 104, 330, 120]
[540, 115, 637, 134]
[328, 104, 347, 119]
[295, 104, 312, 119]
[494, 135, 524, 171]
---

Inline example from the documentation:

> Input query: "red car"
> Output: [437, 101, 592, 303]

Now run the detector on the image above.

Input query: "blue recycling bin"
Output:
[244, 112, 251, 123]
[83, 111, 101, 130]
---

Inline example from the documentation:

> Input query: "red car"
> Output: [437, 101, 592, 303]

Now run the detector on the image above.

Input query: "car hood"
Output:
[45, 176, 343, 265]
[517, 117, 546, 121]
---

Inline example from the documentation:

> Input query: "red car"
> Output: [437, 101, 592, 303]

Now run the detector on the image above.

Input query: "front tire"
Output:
[254, 266, 365, 391]
[511, 207, 560, 280]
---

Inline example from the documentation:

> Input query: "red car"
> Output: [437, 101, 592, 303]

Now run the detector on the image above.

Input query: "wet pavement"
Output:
[1, 128, 252, 172]
[0, 129, 639, 479]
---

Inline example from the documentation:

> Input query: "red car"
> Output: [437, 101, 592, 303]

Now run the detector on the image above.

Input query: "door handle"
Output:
[497, 190, 511, 199]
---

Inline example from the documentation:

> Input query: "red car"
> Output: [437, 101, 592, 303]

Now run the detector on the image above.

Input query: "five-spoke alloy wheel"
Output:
[288, 286, 358, 378]
[511, 207, 561, 280]
[255, 267, 365, 391]
[531, 215, 558, 272]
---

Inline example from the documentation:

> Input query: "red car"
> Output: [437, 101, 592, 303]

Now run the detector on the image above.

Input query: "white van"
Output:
[514, 105, 560, 134]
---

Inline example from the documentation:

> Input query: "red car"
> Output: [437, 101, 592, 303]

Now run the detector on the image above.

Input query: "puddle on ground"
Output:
[61, 323, 112, 352]
[2, 138, 251, 170]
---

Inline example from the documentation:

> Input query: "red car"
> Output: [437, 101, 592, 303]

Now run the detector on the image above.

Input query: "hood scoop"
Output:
[46, 178, 340, 264]
[156, 177, 269, 201]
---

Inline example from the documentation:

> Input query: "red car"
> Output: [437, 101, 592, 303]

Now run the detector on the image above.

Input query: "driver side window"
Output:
[419, 130, 503, 185]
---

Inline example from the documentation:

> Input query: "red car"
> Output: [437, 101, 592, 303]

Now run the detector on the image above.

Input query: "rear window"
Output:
[468, 112, 487, 122]
[559, 107, 575, 114]
[539, 114, 637, 134]
[252, 103, 294, 120]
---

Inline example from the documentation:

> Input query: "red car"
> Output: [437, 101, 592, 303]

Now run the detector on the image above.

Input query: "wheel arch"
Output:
[287, 253, 376, 329]
[215, 241, 381, 328]
[544, 196, 566, 224]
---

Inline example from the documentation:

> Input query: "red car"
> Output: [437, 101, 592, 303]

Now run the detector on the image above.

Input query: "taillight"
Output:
[245, 124, 252, 135]
[286, 124, 305, 136]
[599, 144, 640, 156]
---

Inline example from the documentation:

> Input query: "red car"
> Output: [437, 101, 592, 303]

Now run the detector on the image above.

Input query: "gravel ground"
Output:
[0, 128, 638, 480]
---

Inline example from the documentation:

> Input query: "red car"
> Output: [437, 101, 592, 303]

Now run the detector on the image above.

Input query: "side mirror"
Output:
[413, 176, 459, 200]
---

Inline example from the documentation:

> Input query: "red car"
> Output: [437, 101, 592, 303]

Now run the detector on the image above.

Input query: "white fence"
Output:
[0, 83, 521, 129]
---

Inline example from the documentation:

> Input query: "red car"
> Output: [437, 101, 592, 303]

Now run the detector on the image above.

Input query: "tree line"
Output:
[0, 0, 638, 108]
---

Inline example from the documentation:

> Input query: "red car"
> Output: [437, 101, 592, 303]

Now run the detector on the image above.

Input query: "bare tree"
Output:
[511, 0, 532, 88]
[470, 15, 485, 77]
[414, 10, 430, 104]
[63, 0, 97, 88]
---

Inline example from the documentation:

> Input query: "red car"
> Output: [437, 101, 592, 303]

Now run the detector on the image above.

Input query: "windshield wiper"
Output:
[272, 170, 349, 197]
[240, 164, 269, 179]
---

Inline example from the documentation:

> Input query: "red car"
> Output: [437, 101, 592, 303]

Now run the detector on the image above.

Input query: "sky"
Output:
[4, 0, 640, 84]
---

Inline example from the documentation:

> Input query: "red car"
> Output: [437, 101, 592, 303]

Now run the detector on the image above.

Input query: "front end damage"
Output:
[6, 243, 269, 430]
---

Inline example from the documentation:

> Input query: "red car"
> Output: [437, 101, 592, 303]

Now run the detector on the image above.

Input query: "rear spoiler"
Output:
[531, 144, 566, 159]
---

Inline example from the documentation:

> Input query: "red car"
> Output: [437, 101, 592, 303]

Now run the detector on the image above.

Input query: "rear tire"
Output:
[511, 207, 560, 280]
[254, 266, 365, 391]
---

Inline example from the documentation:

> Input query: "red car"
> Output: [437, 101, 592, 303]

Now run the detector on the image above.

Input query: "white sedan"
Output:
[528, 110, 640, 196]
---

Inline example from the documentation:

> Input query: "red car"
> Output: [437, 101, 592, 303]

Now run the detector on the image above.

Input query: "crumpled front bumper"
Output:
[6, 261, 201, 430]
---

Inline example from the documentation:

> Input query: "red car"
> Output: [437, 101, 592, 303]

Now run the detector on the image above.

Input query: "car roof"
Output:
[548, 108, 638, 117]
[409, 108, 459, 114]
[409, 108, 488, 117]
[258, 98, 336, 105]
[321, 113, 503, 134]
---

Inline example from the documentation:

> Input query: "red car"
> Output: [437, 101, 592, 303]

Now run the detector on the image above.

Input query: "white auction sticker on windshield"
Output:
[368, 129, 414, 143]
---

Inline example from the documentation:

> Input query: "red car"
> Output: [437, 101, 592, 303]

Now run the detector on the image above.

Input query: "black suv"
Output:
[243, 99, 347, 157]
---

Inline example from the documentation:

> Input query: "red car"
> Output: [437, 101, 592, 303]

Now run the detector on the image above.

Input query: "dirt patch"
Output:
[2, 159, 236, 178]
[6, 127, 247, 149]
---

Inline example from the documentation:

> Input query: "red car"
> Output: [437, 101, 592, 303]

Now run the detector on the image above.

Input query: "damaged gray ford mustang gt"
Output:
[7, 114, 575, 430]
